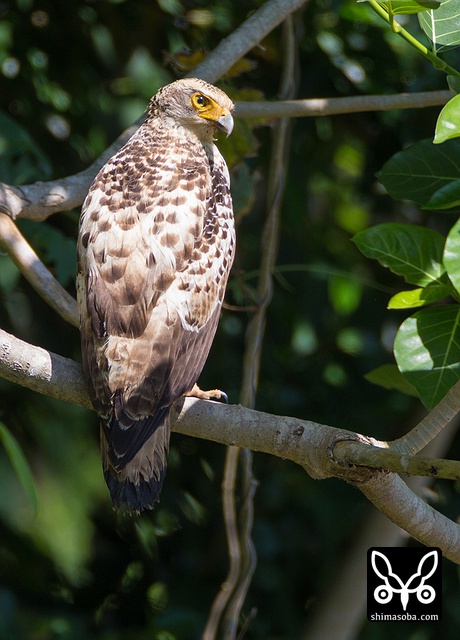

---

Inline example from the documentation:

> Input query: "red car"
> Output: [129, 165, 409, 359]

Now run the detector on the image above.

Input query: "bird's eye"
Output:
[191, 93, 209, 109]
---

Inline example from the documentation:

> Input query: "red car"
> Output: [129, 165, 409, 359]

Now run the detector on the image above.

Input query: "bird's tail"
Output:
[100, 415, 170, 513]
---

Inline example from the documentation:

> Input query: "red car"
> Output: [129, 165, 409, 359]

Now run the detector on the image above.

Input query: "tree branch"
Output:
[333, 439, 460, 480]
[0, 213, 79, 327]
[189, 0, 310, 83]
[1, 326, 459, 563]
[0, 328, 90, 409]
[0, 91, 450, 225]
[0, 124, 139, 222]
[235, 90, 452, 119]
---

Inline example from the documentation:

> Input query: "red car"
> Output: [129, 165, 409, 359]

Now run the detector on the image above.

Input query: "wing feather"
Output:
[77, 118, 235, 471]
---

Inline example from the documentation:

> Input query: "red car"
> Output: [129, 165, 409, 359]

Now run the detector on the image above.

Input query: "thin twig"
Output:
[0, 213, 79, 327]
[235, 90, 451, 119]
[202, 446, 241, 640]
[367, 0, 460, 78]
[390, 379, 460, 454]
[333, 440, 460, 480]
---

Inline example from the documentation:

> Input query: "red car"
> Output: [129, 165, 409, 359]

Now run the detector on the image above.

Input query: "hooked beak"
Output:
[216, 111, 234, 137]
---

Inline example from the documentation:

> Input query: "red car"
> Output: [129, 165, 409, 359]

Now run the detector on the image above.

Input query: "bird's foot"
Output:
[185, 384, 228, 403]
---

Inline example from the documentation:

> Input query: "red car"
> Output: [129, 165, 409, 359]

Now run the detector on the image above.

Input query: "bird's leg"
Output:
[185, 384, 228, 403]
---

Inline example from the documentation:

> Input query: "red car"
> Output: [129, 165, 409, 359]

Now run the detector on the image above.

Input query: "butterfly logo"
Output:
[371, 550, 437, 611]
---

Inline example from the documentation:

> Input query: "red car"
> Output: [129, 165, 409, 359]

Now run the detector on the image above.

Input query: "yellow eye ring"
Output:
[191, 93, 210, 109]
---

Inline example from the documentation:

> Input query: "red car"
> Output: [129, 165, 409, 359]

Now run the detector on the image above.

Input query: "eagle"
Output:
[76, 78, 235, 512]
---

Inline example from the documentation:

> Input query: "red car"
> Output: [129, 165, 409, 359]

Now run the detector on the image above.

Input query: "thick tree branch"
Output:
[1, 326, 459, 563]
[0, 328, 90, 408]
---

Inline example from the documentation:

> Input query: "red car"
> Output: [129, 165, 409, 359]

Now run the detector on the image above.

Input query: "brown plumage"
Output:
[76, 78, 235, 512]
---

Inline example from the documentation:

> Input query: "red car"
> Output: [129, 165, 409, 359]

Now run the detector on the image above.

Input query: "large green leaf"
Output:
[443, 216, 460, 294]
[352, 223, 446, 286]
[0, 421, 39, 514]
[419, 0, 460, 49]
[377, 138, 460, 205]
[394, 305, 460, 408]
[434, 95, 460, 144]
[375, 0, 440, 14]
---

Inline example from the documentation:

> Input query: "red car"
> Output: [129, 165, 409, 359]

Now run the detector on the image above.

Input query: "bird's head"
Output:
[148, 78, 234, 140]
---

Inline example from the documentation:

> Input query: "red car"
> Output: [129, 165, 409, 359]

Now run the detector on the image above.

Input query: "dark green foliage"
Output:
[1, 1, 460, 639]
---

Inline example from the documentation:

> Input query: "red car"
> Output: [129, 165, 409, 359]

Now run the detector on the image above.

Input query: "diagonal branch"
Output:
[0, 213, 79, 327]
[189, 0, 309, 83]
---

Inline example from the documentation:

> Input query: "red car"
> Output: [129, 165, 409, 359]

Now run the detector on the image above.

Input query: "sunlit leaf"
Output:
[377, 138, 460, 206]
[434, 95, 460, 144]
[364, 364, 419, 397]
[388, 282, 452, 308]
[443, 216, 460, 295]
[419, 0, 460, 49]
[0, 421, 39, 514]
[394, 305, 460, 408]
[352, 224, 446, 286]
[372, 0, 440, 14]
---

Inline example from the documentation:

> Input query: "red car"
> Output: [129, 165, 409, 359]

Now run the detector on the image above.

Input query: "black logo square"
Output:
[367, 547, 442, 621]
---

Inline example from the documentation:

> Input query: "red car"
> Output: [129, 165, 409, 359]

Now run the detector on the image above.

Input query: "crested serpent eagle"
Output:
[76, 78, 235, 512]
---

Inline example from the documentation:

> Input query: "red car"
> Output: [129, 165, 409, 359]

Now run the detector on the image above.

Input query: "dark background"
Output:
[0, 1, 459, 638]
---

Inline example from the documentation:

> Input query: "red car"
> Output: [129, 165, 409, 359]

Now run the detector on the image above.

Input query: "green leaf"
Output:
[0, 421, 39, 514]
[394, 305, 460, 408]
[364, 364, 419, 397]
[419, 0, 460, 50]
[388, 282, 452, 309]
[377, 138, 460, 206]
[434, 95, 460, 144]
[376, 0, 440, 14]
[424, 179, 460, 210]
[443, 216, 460, 294]
[352, 223, 446, 286]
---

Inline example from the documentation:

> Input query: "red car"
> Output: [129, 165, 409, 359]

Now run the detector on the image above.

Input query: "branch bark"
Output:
[1, 326, 459, 563]
[0, 213, 79, 327]
[235, 90, 452, 119]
